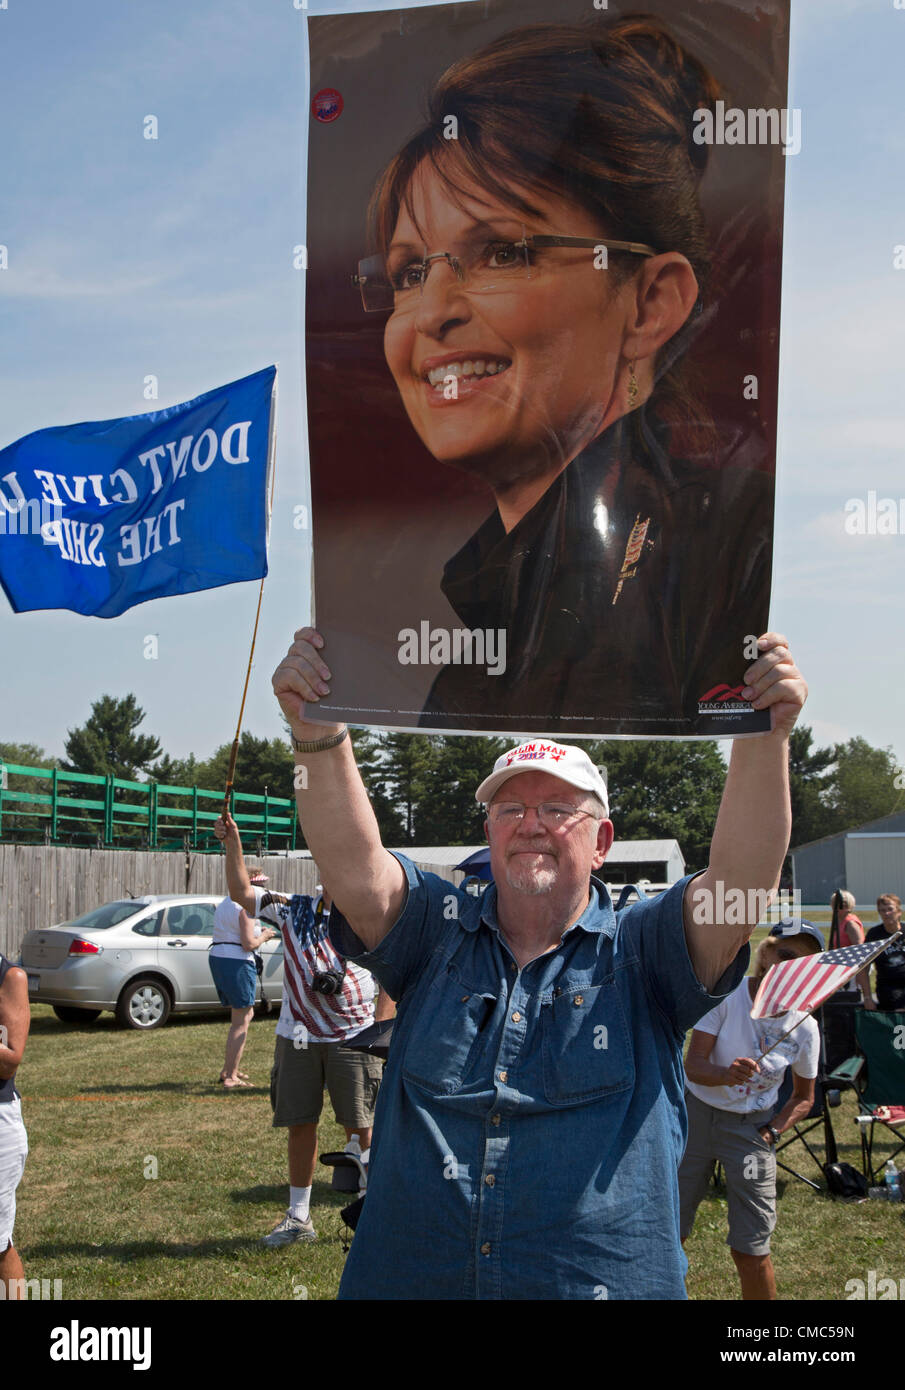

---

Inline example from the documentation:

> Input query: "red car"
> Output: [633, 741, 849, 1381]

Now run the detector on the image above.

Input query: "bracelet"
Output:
[291, 725, 349, 754]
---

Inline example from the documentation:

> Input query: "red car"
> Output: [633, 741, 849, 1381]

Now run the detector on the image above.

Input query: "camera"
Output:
[311, 968, 346, 996]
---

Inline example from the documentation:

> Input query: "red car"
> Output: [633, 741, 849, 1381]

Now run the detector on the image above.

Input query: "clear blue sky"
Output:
[1, 0, 904, 772]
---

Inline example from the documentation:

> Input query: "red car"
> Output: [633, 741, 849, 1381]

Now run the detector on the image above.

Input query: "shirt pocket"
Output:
[541, 977, 634, 1106]
[402, 962, 497, 1097]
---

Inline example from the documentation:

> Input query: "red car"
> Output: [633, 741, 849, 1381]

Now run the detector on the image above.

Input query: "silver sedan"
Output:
[20, 895, 284, 1030]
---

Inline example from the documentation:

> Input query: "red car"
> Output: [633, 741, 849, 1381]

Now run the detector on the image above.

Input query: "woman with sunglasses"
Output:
[678, 924, 823, 1300]
[352, 17, 772, 734]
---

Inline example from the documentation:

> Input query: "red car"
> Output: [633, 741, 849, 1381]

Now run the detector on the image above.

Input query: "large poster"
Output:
[306, 0, 789, 737]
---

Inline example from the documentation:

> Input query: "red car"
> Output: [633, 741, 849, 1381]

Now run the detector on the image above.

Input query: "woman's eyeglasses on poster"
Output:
[352, 232, 656, 313]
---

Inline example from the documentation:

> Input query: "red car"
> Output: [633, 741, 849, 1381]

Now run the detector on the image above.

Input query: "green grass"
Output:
[16, 1005, 352, 1301]
[13, 940, 905, 1301]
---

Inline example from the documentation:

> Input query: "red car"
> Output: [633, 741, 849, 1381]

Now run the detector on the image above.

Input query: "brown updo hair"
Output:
[370, 16, 722, 452]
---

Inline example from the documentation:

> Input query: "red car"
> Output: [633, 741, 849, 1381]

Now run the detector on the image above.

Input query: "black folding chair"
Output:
[769, 1000, 862, 1191]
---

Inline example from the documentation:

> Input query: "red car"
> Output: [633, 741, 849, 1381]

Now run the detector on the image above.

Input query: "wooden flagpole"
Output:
[222, 366, 279, 819]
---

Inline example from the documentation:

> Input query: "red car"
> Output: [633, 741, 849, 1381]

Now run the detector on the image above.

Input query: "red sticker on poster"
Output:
[311, 88, 343, 123]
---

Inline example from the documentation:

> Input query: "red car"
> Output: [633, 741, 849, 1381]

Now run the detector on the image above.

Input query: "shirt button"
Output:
[574, 995, 584, 1007]
[511, 1011, 521, 1023]
[491, 1114, 501, 1126]
[498, 1070, 508, 1083]
[461, 995, 469, 1003]
[480, 1242, 491, 1256]
[485, 1174, 495, 1187]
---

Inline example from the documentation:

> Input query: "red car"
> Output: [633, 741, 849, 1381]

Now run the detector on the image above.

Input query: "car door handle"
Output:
[166, 940, 187, 947]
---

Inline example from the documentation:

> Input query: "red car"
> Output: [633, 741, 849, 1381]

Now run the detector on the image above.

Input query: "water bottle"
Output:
[884, 1160, 901, 1202]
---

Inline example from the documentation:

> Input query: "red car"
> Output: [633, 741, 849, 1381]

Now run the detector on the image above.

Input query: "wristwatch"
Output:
[767, 1126, 781, 1146]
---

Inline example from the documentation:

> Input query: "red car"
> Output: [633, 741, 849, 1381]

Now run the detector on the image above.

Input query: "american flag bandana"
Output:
[751, 933, 901, 1019]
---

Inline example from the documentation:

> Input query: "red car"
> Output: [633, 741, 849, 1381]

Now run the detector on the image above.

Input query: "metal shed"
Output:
[791, 811, 905, 906]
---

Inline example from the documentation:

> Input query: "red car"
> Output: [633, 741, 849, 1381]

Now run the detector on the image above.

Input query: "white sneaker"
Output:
[261, 1211, 316, 1247]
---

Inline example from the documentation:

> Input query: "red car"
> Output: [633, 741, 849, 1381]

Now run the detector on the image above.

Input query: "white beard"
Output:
[505, 857, 557, 895]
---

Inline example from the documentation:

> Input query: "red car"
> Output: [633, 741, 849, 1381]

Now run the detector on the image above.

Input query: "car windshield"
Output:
[59, 902, 147, 932]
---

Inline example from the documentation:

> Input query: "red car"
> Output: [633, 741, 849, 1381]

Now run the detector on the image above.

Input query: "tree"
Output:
[350, 728, 409, 846]
[578, 739, 727, 872]
[415, 735, 510, 845]
[152, 752, 205, 788]
[0, 741, 59, 769]
[192, 732, 296, 802]
[824, 736, 902, 831]
[63, 694, 162, 781]
[788, 726, 835, 848]
[375, 733, 439, 844]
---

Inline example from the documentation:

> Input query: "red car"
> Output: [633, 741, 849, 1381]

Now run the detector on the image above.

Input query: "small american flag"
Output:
[751, 934, 900, 1019]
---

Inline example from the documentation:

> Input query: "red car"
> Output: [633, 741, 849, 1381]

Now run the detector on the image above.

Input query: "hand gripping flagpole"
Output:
[222, 366, 279, 820]
[752, 931, 903, 1064]
[754, 1014, 813, 1064]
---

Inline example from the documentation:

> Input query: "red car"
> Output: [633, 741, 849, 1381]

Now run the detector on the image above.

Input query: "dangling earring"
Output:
[627, 360, 639, 411]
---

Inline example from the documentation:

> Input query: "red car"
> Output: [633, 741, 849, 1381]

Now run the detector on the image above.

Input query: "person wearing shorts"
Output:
[679, 923, 822, 1300]
[214, 813, 393, 1247]
[210, 886, 278, 1088]
[0, 952, 30, 1299]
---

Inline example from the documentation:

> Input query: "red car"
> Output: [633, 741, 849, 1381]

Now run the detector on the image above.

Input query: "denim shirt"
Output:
[330, 855, 748, 1300]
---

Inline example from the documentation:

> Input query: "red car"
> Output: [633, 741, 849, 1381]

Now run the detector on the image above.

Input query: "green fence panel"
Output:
[0, 761, 298, 851]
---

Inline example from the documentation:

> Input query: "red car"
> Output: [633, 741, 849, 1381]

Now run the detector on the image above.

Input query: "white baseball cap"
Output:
[475, 740, 609, 817]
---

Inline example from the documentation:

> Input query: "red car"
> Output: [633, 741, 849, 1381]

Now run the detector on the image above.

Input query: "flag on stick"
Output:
[0, 365, 276, 618]
[751, 933, 901, 1020]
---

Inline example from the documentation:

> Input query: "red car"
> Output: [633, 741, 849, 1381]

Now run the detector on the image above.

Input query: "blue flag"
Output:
[0, 365, 276, 618]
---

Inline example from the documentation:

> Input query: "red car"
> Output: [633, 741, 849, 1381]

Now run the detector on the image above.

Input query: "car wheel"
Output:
[115, 978, 172, 1030]
[52, 1006, 102, 1024]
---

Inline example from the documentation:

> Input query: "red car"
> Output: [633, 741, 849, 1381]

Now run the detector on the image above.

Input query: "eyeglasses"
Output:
[487, 802, 597, 828]
[351, 231, 656, 314]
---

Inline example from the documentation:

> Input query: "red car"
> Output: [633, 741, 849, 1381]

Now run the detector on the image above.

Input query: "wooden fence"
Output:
[0, 843, 464, 960]
[0, 844, 317, 959]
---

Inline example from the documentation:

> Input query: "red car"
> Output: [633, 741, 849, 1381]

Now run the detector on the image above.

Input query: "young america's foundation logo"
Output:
[697, 683, 756, 716]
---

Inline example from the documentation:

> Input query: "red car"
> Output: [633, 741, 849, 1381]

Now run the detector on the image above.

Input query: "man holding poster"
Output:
[306, 5, 788, 737]
[271, 625, 806, 1300]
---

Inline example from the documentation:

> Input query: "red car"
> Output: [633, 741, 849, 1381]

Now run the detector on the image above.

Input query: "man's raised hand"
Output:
[741, 633, 807, 737]
[272, 626, 344, 740]
[213, 811, 240, 845]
